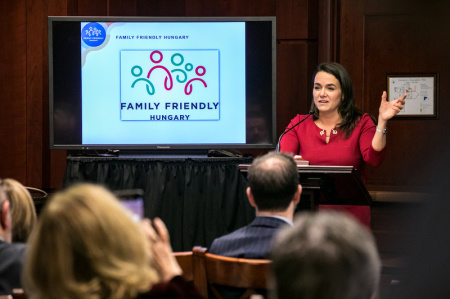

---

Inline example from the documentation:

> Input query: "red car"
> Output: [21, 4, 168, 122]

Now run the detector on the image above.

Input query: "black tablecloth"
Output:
[63, 156, 255, 251]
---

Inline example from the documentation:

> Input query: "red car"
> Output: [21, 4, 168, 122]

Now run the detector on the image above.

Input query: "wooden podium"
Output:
[238, 165, 372, 211]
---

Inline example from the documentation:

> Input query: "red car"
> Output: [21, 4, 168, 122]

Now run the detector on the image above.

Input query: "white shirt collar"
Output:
[261, 215, 293, 226]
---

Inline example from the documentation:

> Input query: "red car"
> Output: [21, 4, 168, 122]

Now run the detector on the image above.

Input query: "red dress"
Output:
[280, 113, 385, 227]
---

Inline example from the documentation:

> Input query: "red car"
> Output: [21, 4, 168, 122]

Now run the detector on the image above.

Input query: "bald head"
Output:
[247, 152, 299, 211]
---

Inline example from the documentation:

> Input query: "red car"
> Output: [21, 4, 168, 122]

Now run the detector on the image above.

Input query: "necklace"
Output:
[320, 129, 338, 137]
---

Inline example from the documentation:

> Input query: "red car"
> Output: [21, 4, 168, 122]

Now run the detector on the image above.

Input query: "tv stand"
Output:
[207, 149, 244, 158]
[69, 149, 120, 158]
[118, 149, 210, 158]
[68, 149, 249, 159]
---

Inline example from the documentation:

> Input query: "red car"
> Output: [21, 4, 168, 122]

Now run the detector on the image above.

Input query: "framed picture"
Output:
[387, 73, 438, 118]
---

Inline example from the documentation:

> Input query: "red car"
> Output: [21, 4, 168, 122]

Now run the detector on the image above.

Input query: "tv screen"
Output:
[48, 16, 276, 154]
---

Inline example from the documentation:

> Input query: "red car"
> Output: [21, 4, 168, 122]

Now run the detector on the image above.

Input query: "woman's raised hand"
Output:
[379, 91, 406, 121]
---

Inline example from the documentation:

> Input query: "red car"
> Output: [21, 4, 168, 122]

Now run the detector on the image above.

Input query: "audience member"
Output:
[209, 151, 302, 259]
[0, 178, 37, 243]
[270, 211, 381, 299]
[23, 183, 202, 299]
[0, 182, 27, 295]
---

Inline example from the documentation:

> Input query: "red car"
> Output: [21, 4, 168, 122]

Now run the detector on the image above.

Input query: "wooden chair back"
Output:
[12, 289, 26, 299]
[192, 246, 271, 299]
[173, 251, 194, 282]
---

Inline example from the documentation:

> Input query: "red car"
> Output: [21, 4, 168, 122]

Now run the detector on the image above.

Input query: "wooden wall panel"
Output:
[66, 0, 78, 16]
[76, 0, 108, 15]
[213, 0, 275, 16]
[337, 0, 364, 108]
[188, 0, 277, 17]
[47, 0, 70, 188]
[275, 0, 318, 138]
[135, 0, 186, 16]
[109, 0, 137, 16]
[26, 0, 46, 188]
[276, 0, 317, 40]
[363, 14, 450, 187]
[317, 0, 338, 63]
[184, 0, 215, 16]
[333, 0, 450, 189]
[0, 0, 27, 183]
[277, 42, 317, 136]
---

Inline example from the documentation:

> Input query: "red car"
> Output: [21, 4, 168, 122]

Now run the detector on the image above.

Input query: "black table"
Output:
[63, 155, 255, 251]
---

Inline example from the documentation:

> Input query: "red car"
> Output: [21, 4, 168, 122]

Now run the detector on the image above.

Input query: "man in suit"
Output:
[209, 151, 302, 258]
[0, 182, 26, 295]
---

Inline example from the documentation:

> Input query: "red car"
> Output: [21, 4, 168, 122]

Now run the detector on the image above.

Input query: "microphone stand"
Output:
[275, 111, 313, 152]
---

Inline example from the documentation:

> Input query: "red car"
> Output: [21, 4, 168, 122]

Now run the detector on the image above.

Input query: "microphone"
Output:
[275, 111, 313, 152]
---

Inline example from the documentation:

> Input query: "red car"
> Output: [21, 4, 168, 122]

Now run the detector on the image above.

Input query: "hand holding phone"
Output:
[146, 217, 183, 281]
[114, 189, 145, 222]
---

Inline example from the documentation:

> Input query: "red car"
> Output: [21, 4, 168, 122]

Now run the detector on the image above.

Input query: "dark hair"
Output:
[247, 152, 299, 211]
[311, 62, 363, 137]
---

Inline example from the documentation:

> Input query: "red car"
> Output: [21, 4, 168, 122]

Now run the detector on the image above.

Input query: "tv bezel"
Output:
[48, 16, 277, 153]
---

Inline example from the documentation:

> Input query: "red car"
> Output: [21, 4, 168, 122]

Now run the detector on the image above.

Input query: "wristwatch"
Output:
[376, 127, 387, 134]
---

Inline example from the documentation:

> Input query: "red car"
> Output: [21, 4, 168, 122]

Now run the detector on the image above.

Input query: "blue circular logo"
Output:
[81, 22, 106, 47]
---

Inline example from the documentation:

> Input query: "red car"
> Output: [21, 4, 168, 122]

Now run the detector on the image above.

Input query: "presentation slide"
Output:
[80, 21, 246, 145]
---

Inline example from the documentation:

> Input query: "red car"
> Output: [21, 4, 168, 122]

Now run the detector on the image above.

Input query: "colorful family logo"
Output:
[81, 22, 106, 47]
[120, 49, 219, 121]
[131, 50, 207, 96]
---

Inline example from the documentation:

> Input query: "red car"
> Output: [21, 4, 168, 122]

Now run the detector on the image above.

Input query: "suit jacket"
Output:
[209, 216, 290, 259]
[0, 240, 26, 295]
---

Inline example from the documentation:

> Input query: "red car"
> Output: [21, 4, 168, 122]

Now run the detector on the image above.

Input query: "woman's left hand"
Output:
[141, 218, 183, 281]
[379, 91, 406, 121]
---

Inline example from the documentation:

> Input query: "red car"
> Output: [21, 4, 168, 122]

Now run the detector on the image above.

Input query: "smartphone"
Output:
[114, 189, 145, 222]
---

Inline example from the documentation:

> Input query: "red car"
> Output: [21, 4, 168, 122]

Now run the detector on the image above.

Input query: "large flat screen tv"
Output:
[48, 16, 276, 154]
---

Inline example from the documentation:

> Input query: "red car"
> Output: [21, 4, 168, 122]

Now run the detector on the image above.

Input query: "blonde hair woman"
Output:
[23, 183, 160, 299]
[0, 178, 37, 243]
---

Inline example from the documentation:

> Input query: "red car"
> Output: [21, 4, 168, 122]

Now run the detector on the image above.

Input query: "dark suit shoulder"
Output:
[209, 217, 290, 258]
[0, 241, 26, 295]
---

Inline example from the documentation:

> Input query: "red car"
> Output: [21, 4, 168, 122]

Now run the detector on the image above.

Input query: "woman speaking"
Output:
[280, 62, 406, 227]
